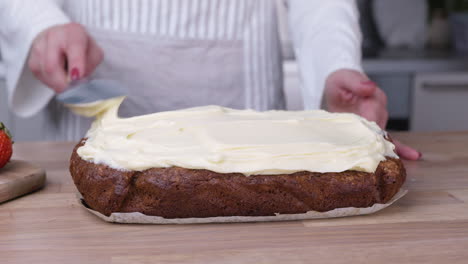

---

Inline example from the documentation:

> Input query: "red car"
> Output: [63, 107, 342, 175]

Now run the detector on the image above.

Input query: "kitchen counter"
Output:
[283, 48, 468, 76]
[362, 49, 468, 74]
[1, 132, 468, 263]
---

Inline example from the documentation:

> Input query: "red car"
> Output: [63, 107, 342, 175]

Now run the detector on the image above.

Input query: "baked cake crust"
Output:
[70, 140, 406, 218]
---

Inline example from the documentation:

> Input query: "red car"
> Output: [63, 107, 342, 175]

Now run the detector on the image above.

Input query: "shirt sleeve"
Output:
[287, 0, 363, 109]
[0, 0, 70, 117]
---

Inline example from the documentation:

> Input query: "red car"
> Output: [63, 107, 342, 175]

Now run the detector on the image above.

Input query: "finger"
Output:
[342, 72, 377, 97]
[375, 87, 388, 108]
[381, 107, 389, 129]
[355, 103, 375, 122]
[342, 90, 353, 102]
[28, 39, 45, 80]
[64, 23, 89, 80]
[349, 80, 377, 97]
[357, 98, 388, 128]
[85, 38, 104, 77]
[29, 56, 45, 83]
[371, 89, 389, 128]
[42, 31, 68, 93]
[394, 139, 421, 160]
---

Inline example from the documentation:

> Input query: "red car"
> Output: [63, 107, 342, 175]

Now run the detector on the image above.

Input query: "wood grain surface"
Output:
[1, 132, 468, 264]
[0, 160, 46, 203]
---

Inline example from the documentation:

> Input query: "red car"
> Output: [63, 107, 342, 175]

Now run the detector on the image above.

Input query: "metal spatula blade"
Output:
[56, 79, 128, 105]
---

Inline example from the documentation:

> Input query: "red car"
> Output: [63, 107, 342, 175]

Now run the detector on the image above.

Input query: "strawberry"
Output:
[0, 122, 13, 169]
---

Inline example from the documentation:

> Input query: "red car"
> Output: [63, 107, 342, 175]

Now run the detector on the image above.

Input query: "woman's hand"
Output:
[28, 23, 104, 93]
[324, 69, 421, 160]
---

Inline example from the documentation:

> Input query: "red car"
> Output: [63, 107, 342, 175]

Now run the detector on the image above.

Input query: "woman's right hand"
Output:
[28, 23, 104, 93]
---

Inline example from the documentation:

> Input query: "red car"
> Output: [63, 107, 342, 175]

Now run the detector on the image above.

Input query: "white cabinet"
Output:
[368, 73, 412, 120]
[412, 72, 468, 131]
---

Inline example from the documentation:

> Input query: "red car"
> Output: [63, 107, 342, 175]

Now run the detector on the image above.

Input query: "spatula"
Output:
[56, 78, 128, 105]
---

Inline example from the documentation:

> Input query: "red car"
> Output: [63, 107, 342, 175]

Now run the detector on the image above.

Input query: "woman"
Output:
[0, 0, 420, 159]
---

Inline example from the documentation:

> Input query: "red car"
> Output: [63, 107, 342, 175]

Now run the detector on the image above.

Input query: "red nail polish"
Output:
[418, 152, 423, 159]
[70, 68, 80, 81]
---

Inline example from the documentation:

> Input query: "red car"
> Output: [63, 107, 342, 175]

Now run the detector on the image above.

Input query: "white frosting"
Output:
[76, 97, 398, 175]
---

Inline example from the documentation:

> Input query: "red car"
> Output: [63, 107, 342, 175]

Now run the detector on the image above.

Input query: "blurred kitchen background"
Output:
[2, 0, 468, 141]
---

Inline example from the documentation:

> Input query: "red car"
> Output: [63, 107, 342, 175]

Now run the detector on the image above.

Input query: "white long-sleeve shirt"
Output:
[0, 0, 362, 140]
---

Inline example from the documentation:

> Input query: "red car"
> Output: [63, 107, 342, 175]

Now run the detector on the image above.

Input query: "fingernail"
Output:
[418, 151, 423, 159]
[361, 80, 377, 86]
[70, 68, 80, 81]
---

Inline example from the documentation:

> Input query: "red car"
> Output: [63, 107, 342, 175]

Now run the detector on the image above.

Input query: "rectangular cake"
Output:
[69, 98, 406, 218]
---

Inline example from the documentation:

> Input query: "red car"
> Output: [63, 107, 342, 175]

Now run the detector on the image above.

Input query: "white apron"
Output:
[43, 0, 285, 141]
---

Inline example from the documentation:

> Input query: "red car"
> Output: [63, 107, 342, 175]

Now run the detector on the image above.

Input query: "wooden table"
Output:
[1, 132, 468, 264]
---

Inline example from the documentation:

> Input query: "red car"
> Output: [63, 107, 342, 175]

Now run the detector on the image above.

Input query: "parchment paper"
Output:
[78, 189, 407, 224]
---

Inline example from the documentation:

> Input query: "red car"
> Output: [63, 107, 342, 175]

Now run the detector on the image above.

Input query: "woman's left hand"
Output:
[324, 69, 421, 160]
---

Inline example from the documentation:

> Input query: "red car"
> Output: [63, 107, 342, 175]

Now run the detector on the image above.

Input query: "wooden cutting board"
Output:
[0, 160, 46, 203]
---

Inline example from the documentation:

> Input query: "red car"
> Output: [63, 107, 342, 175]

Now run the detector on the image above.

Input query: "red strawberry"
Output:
[0, 122, 13, 169]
